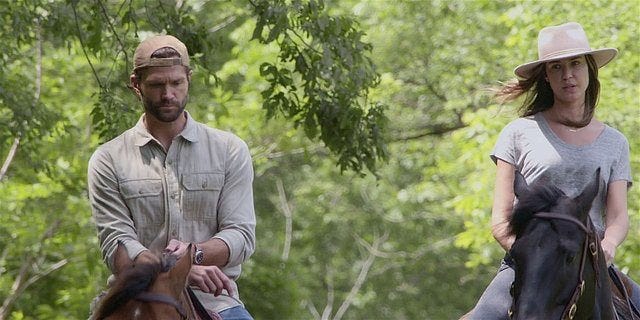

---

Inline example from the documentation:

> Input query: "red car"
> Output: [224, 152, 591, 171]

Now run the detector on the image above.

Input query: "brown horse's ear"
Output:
[113, 242, 134, 275]
[168, 243, 193, 291]
[513, 170, 529, 199]
[574, 168, 601, 221]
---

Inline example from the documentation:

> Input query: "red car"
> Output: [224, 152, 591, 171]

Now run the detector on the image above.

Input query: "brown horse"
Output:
[94, 243, 200, 320]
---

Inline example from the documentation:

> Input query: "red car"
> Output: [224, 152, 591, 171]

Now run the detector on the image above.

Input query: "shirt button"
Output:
[170, 193, 176, 199]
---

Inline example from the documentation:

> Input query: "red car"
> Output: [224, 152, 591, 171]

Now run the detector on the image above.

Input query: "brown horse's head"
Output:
[94, 243, 193, 320]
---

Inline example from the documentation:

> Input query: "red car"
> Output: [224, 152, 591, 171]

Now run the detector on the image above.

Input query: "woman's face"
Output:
[545, 55, 589, 106]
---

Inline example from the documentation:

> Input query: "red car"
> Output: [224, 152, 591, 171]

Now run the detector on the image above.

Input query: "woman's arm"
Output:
[602, 180, 629, 265]
[491, 159, 517, 252]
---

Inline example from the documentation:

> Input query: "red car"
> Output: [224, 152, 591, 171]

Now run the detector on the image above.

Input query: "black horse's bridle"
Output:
[509, 212, 600, 320]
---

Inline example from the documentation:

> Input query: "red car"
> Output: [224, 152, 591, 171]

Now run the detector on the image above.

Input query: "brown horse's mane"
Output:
[508, 183, 565, 237]
[95, 253, 178, 319]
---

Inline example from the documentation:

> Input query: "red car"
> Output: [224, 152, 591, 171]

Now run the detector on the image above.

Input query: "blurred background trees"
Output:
[0, 0, 637, 319]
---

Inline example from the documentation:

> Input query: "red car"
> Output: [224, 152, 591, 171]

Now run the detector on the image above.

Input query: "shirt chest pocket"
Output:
[181, 173, 224, 220]
[120, 179, 164, 228]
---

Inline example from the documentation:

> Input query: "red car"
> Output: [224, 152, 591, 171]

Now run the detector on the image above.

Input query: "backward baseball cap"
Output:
[133, 35, 190, 72]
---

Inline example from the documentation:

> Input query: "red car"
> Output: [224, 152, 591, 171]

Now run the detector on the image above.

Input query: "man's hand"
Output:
[189, 265, 237, 297]
[164, 239, 190, 258]
[164, 239, 237, 297]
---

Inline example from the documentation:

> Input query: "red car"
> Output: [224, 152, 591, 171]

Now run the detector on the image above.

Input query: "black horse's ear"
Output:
[513, 170, 529, 198]
[574, 168, 601, 219]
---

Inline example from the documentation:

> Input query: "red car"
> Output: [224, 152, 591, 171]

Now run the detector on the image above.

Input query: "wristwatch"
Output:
[193, 245, 204, 265]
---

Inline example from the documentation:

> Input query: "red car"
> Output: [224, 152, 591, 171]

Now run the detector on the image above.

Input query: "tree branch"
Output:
[1, 15, 44, 182]
[0, 221, 62, 319]
[321, 266, 335, 320]
[305, 300, 321, 320]
[97, 0, 128, 63]
[389, 111, 467, 141]
[208, 15, 238, 33]
[276, 178, 293, 261]
[72, 1, 103, 88]
[332, 232, 388, 320]
[0, 135, 20, 182]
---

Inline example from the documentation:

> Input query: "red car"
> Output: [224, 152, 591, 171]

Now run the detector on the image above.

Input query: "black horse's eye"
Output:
[565, 254, 576, 264]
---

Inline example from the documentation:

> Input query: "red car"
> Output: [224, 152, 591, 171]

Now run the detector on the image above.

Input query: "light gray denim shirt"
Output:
[88, 112, 256, 311]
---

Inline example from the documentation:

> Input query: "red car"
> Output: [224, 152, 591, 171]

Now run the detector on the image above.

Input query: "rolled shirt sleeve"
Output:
[213, 137, 256, 268]
[87, 148, 147, 272]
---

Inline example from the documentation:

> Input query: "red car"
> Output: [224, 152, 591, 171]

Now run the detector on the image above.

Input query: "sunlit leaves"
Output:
[251, 0, 387, 175]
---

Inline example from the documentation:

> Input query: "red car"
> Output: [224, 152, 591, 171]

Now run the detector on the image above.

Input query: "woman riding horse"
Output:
[468, 22, 640, 319]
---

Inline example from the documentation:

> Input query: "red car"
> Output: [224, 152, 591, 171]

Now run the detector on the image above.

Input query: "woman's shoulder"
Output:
[600, 124, 630, 146]
[500, 114, 540, 133]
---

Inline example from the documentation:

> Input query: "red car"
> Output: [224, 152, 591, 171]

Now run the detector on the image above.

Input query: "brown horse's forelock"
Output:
[96, 253, 177, 319]
[508, 184, 565, 237]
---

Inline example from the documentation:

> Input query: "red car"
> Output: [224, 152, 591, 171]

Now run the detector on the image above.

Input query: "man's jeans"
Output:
[219, 306, 254, 320]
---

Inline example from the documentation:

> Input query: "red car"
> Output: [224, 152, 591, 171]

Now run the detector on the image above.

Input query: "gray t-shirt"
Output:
[490, 113, 632, 234]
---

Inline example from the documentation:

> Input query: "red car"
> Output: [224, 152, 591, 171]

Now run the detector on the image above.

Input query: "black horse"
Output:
[507, 168, 617, 319]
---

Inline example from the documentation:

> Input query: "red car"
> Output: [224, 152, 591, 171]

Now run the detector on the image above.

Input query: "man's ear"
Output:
[130, 74, 142, 97]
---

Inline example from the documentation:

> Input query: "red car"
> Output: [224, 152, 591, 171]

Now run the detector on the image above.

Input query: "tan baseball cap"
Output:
[133, 35, 190, 72]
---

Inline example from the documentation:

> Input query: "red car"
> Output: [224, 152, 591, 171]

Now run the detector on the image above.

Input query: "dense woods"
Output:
[0, 0, 638, 319]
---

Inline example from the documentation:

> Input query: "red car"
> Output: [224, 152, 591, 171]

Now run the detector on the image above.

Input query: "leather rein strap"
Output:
[187, 286, 215, 320]
[133, 288, 215, 320]
[135, 292, 188, 319]
[532, 212, 600, 320]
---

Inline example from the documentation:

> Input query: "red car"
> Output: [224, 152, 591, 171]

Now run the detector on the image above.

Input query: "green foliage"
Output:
[251, 0, 388, 174]
[0, 0, 638, 319]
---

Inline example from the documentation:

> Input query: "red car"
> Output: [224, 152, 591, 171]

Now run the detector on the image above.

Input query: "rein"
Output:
[135, 292, 188, 319]
[509, 212, 600, 320]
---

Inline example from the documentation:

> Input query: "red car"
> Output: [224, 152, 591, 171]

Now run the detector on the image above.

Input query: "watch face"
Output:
[194, 248, 204, 264]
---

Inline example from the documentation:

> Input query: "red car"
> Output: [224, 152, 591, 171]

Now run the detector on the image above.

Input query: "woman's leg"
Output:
[469, 260, 514, 320]
[628, 275, 640, 313]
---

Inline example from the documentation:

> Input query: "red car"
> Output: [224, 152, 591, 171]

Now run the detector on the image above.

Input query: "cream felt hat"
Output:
[514, 22, 617, 78]
[133, 35, 190, 72]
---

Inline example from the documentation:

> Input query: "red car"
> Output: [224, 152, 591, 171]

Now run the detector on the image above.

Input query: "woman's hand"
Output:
[601, 238, 617, 267]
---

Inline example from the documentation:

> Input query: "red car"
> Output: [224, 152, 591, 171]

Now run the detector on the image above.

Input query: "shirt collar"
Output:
[132, 111, 199, 147]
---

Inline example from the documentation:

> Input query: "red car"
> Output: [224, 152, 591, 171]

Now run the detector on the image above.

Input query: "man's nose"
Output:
[161, 85, 174, 99]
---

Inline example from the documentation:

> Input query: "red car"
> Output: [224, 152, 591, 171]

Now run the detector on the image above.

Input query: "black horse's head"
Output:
[507, 169, 601, 319]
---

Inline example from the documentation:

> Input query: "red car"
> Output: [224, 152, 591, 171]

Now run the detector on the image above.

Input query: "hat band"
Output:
[540, 48, 591, 61]
[137, 57, 185, 70]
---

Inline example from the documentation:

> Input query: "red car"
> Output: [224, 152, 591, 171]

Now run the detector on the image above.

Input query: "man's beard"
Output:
[141, 93, 188, 123]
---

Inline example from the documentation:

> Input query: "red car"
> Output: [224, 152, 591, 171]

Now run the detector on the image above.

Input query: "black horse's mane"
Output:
[95, 253, 177, 319]
[508, 183, 566, 237]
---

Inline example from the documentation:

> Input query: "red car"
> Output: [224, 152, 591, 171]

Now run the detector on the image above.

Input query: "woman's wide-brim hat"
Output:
[514, 22, 618, 78]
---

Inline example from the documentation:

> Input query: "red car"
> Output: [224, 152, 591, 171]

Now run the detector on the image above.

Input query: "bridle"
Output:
[508, 212, 600, 320]
[135, 292, 188, 319]
[134, 287, 216, 320]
